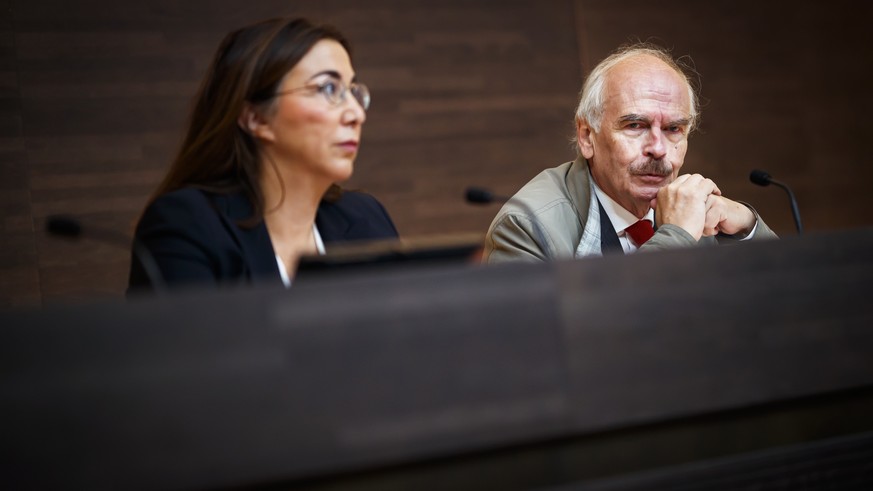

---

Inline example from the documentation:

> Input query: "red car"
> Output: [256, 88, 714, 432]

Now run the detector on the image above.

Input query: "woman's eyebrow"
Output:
[306, 70, 339, 82]
[306, 70, 357, 82]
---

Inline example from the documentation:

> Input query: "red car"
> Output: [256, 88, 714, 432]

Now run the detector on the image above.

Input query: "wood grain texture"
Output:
[0, 0, 41, 307]
[573, 0, 873, 236]
[2, 0, 871, 306]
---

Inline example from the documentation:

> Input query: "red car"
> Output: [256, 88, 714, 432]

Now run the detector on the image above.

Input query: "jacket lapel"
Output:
[315, 199, 353, 243]
[212, 192, 281, 285]
[567, 157, 592, 232]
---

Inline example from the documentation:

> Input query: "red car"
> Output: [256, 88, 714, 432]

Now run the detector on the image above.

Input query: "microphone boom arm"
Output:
[770, 178, 803, 235]
[749, 170, 803, 235]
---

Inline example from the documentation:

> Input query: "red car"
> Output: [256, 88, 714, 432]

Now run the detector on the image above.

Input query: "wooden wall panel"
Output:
[340, 1, 581, 236]
[0, 0, 41, 307]
[573, 0, 873, 236]
[2, 0, 871, 306]
[1, 0, 581, 306]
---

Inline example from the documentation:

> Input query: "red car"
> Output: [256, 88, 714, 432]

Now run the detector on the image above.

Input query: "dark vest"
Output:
[597, 196, 624, 255]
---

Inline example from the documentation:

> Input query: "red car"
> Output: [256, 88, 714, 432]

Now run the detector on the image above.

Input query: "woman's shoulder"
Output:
[147, 187, 213, 210]
[137, 187, 223, 232]
[318, 190, 398, 240]
[333, 189, 384, 207]
[327, 190, 393, 220]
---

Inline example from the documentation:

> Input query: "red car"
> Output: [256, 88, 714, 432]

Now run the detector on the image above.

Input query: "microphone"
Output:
[465, 186, 552, 260]
[749, 170, 803, 234]
[46, 216, 83, 238]
[45, 215, 167, 292]
[465, 187, 508, 205]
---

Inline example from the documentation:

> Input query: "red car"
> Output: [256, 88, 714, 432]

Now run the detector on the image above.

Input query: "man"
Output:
[484, 44, 777, 262]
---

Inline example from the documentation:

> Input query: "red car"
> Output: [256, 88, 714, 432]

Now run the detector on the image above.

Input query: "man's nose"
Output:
[643, 128, 667, 159]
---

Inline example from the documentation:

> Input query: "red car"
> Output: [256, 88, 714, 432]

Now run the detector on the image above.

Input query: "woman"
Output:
[128, 18, 398, 292]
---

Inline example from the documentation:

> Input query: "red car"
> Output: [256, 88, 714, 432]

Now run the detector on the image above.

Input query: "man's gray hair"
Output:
[574, 43, 700, 138]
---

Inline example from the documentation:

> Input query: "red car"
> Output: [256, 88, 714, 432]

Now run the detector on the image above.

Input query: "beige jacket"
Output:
[484, 157, 777, 263]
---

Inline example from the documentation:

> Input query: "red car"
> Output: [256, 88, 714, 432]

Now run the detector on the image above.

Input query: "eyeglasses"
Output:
[272, 80, 370, 111]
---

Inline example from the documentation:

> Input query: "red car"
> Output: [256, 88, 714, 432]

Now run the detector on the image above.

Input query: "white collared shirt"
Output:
[590, 174, 757, 253]
[591, 179, 654, 254]
[276, 223, 325, 288]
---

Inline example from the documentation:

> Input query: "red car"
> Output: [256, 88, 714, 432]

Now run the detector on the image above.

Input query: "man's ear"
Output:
[238, 103, 275, 142]
[576, 117, 595, 159]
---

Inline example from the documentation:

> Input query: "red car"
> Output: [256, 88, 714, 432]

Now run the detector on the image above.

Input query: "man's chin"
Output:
[634, 184, 665, 202]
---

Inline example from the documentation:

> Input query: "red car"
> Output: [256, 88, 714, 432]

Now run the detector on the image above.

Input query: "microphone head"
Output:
[749, 169, 772, 187]
[46, 215, 83, 238]
[465, 187, 495, 204]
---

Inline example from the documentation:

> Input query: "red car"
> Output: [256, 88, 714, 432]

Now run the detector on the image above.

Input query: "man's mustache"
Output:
[630, 159, 672, 177]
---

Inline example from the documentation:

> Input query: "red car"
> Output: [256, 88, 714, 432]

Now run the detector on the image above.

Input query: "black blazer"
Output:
[128, 188, 399, 292]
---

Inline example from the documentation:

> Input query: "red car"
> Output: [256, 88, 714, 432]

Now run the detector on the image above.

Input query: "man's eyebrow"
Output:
[617, 114, 692, 128]
[667, 118, 692, 127]
[618, 113, 650, 124]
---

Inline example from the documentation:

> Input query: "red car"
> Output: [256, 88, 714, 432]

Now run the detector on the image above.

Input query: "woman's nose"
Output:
[340, 93, 367, 125]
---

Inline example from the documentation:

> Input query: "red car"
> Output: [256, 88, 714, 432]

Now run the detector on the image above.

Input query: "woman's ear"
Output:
[238, 103, 275, 142]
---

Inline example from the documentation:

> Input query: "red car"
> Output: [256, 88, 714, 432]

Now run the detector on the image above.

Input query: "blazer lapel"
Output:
[212, 192, 281, 285]
[315, 200, 353, 243]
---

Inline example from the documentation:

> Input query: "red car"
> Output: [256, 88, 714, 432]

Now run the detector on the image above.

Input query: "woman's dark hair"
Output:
[149, 17, 351, 220]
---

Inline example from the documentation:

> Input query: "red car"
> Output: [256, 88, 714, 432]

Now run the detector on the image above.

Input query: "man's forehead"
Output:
[603, 55, 691, 116]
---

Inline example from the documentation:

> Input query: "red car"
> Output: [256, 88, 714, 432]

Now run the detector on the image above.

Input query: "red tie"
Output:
[625, 219, 654, 246]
